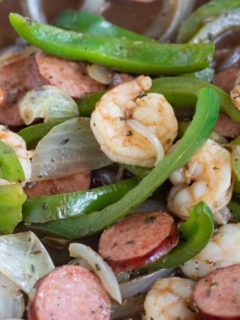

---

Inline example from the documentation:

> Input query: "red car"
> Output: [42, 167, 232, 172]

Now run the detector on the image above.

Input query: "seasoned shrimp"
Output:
[90, 76, 178, 167]
[230, 76, 240, 110]
[181, 223, 240, 280]
[0, 125, 32, 183]
[167, 139, 232, 224]
[143, 277, 196, 320]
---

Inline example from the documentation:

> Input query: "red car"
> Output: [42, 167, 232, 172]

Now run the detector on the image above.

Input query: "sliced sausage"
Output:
[98, 211, 178, 272]
[213, 67, 240, 93]
[24, 171, 91, 199]
[32, 51, 105, 98]
[28, 265, 111, 320]
[193, 264, 240, 320]
[214, 113, 240, 138]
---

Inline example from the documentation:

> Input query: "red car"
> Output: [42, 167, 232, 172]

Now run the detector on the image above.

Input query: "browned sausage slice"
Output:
[214, 113, 240, 138]
[33, 51, 105, 98]
[193, 264, 240, 320]
[213, 67, 240, 93]
[98, 211, 178, 272]
[28, 265, 111, 320]
[24, 171, 91, 199]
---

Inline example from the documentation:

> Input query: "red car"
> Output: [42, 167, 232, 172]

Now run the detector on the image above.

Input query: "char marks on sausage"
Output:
[193, 264, 240, 320]
[24, 171, 91, 199]
[98, 211, 178, 272]
[28, 265, 111, 320]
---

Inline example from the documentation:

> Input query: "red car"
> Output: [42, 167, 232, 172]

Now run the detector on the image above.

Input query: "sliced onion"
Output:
[87, 64, 113, 85]
[0, 231, 54, 294]
[0, 273, 25, 319]
[31, 117, 112, 181]
[19, 85, 79, 125]
[80, 0, 110, 15]
[120, 268, 175, 299]
[20, 0, 47, 23]
[69, 243, 122, 304]
[127, 119, 164, 165]
[144, 0, 196, 41]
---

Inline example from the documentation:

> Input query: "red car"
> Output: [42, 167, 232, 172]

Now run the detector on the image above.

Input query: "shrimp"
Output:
[143, 277, 196, 320]
[90, 76, 178, 167]
[230, 76, 240, 110]
[181, 223, 240, 280]
[0, 125, 32, 184]
[167, 139, 232, 224]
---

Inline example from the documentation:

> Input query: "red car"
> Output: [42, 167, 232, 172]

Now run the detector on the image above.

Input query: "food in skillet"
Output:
[0, 0, 240, 319]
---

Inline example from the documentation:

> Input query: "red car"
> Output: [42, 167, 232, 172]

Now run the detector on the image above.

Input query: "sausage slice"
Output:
[98, 211, 178, 272]
[214, 113, 240, 139]
[28, 265, 111, 320]
[32, 51, 105, 98]
[193, 264, 240, 320]
[24, 171, 91, 199]
[213, 67, 240, 93]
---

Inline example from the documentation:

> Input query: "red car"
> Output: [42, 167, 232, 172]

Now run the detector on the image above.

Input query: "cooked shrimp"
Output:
[0, 125, 32, 183]
[181, 223, 240, 280]
[167, 139, 232, 224]
[90, 76, 178, 167]
[143, 277, 196, 320]
[230, 82, 240, 110]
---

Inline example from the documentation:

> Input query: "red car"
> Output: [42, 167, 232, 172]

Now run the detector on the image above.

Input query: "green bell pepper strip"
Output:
[77, 91, 105, 117]
[0, 140, 25, 182]
[55, 10, 153, 43]
[18, 119, 64, 149]
[190, 10, 240, 44]
[182, 67, 214, 83]
[231, 145, 240, 193]
[177, 0, 240, 43]
[228, 197, 240, 222]
[23, 178, 138, 224]
[0, 183, 26, 234]
[134, 202, 214, 274]
[150, 77, 240, 123]
[30, 87, 220, 239]
[9, 13, 214, 75]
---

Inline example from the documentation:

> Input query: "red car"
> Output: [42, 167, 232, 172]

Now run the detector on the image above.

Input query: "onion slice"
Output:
[120, 268, 175, 299]
[87, 64, 113, 85]
[31, 117, 112, 181]
[0, 273, 25, 319]
[80, 0, 110, 15]
[144, 0, 196, 41]
[127, 119, 164, 165]
[19, 85, 79, 125]
[69, 243, 122, 304]
[0, 232, 54, 294]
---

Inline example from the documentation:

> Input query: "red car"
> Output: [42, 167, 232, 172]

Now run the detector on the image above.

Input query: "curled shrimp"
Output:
[181, 223, 240, 280]
[143, 277, 196, 320]
[167, 139, 232, 224]
[0, 125, 32, 184]
[90, 76, 178, 167]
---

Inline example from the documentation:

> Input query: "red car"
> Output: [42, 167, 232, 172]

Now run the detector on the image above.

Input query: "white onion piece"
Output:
[20, 0, 47, 23]
[0, 273, 25, 319]
[19, 85, 79, 125]
[0, 232, 54, 294]
[144, 0, 196, 41]
[120, 268, 175, 299]
[87, 64, 113, 85]
[81, 0, 110, 15]
[127, 119, 164, 165]
[31, 117, 112, 181]
[69, 243, 122, 304]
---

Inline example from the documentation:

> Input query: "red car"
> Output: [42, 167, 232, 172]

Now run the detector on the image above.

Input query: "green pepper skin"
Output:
[177, 0, 240, 43]
[135, 202, 214, 274]
[0, 140, 25, 182]
[190, 9, 240, 43]
[0, 183, 26, 234]
[9, 13, 214, 75]
[55, 10, 153, 43]
[18, 119, 64, 149]
[150, 77, 240, 123]
[32, 87, 220, 239]
[77, 91, 105, 117]
[228, 197, 240, 222]
[23, 178, 138, 224]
